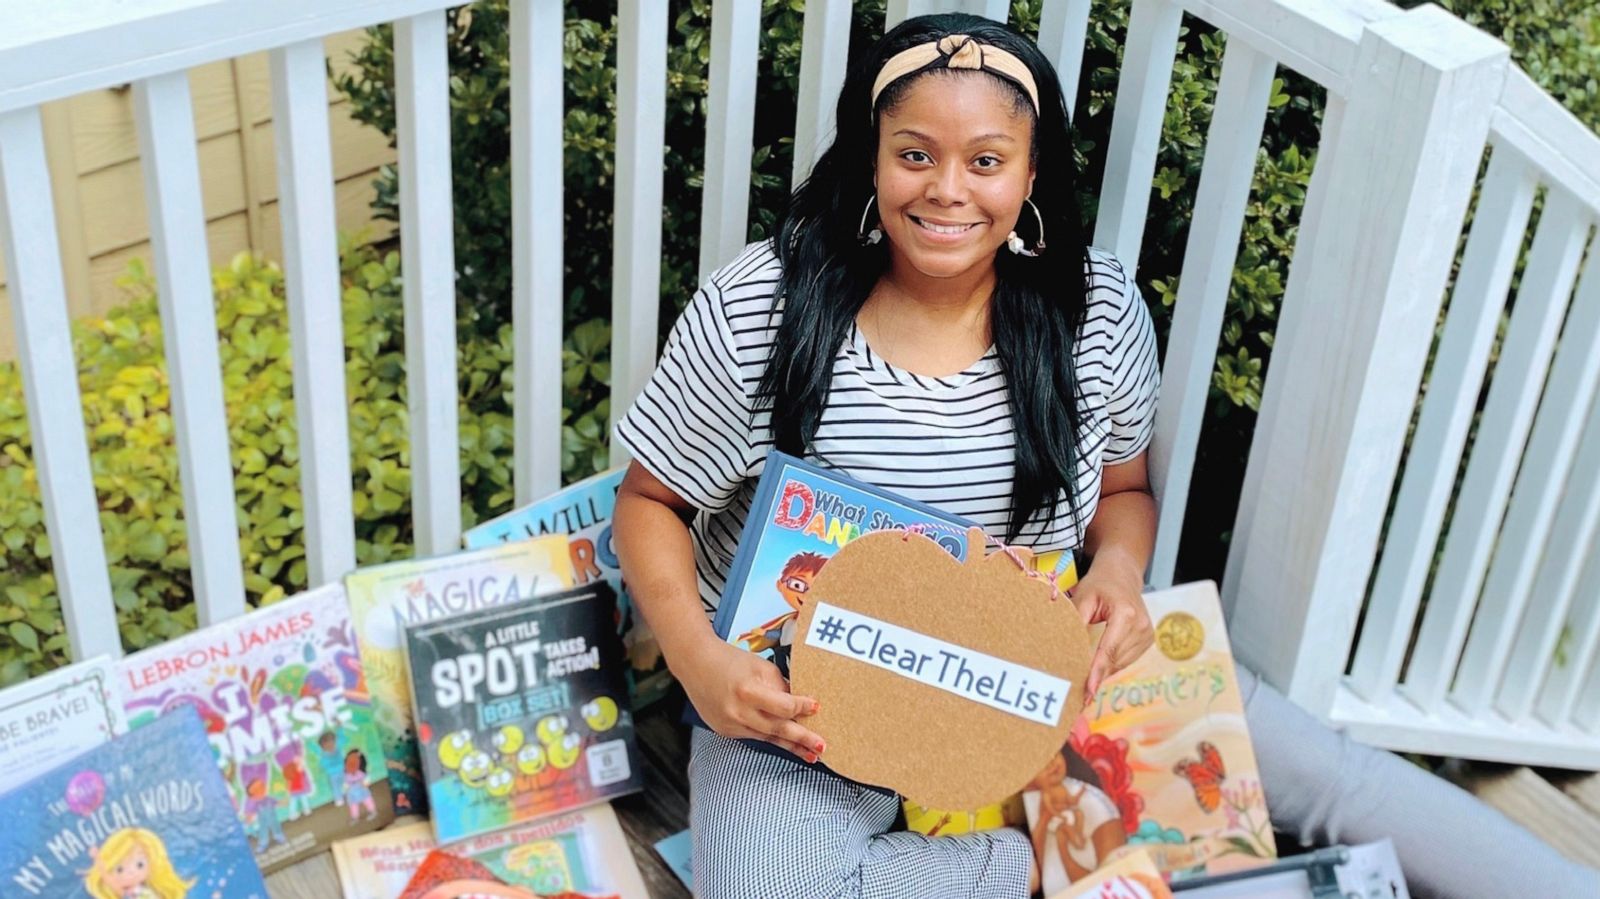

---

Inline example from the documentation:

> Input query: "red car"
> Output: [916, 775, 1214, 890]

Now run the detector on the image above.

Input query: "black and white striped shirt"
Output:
[614, 241, 1160, 619]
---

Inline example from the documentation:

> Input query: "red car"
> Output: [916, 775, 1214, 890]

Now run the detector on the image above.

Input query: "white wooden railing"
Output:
[2, 0, 1598, 770]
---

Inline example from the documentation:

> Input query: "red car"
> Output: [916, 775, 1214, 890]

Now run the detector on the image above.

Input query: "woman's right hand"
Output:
[677, 633, 825, 763]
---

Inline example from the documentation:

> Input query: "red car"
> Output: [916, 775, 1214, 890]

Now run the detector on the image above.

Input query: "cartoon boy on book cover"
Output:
[734, 551, 826, 671]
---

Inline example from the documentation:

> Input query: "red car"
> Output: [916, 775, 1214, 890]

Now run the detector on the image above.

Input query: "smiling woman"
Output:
[608, 10, 1599, 899]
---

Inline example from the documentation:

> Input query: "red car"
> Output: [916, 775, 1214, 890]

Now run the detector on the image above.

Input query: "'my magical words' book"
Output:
[345, 536, 575, 816]
[403, 583, 643, 843]
[116, 583, 394, 872]
[0, 705, 269, 898]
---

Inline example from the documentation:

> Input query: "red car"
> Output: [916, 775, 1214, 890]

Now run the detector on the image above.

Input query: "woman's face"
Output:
[874, 72, 1036, 282]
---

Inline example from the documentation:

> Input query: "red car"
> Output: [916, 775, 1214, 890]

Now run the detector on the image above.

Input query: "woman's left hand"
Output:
[1069, 550, 1154, 701]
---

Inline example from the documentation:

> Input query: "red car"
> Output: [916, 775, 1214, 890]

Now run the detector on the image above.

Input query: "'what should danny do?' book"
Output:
[345, 536, 576, 816]
[715, 452, 1020, 673]
[0, 705, 269, 898]
[116, 583, 394, 873]
[463, 466, 673, 709]
[403, 583, 643, 844]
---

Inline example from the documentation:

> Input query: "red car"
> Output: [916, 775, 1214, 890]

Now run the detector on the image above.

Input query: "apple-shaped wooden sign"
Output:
[789, 527, 1093, 810]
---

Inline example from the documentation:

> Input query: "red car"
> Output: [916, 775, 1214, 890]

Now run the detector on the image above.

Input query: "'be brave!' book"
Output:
[463, 467, 673, 709]
[116, 583, 394, 873]
[0, 705, 269, 898]
[0, 656, 126, 794]
[345, 536, 576, 816]
[402, 583, 643, 843]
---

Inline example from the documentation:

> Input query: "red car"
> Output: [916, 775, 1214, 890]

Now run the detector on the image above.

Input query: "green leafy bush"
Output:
[0, 242, 612, 684]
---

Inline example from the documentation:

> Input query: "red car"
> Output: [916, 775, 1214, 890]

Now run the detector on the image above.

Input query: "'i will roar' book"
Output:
[345, 536, 576, 816]
[403, 583, 643, 844]
[463, 466, 673, 709]
[115, 583, 394, 873]
[0, 705, 269, 898]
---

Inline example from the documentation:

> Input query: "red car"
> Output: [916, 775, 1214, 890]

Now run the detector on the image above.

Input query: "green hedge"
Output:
[0, 243, 615, 684]
[1, 0, 1595, 682]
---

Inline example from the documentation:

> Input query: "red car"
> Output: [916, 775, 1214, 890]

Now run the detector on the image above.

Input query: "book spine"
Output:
[710, 454, 793, 640]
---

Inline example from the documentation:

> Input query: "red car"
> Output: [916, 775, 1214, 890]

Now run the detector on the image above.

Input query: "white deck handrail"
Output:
[1, 0, 1598, 770]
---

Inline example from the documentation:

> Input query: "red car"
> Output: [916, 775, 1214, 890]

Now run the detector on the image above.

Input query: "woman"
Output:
[612, 13, 1597, 898]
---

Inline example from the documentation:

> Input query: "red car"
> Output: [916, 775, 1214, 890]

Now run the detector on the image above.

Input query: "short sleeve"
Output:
[1103, 275, 1160, 464]
[613, 281, 761, 511]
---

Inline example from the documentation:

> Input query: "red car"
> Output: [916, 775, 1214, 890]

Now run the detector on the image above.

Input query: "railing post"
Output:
[0, 107, 118, 661]
[510, 0, 565, 503]
[1225, 6, 1509, 715]
[608, 0, 668, 468]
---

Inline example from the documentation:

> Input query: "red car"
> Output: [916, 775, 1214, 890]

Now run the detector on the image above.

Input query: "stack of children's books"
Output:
[0, 467, 654, 899]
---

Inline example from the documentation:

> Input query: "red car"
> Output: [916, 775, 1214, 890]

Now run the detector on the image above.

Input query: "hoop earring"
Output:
[1006, 197, 1046, 257]
[857, 194, 883, 246]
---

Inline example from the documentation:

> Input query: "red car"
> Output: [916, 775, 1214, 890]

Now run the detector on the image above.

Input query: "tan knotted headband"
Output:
[869, 34, 1040, 118]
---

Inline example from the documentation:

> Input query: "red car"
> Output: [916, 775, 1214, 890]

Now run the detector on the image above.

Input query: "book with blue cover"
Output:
[462, 466, 672, 708]
[713, 451, 982, 671]
[0, 704, 269, 898]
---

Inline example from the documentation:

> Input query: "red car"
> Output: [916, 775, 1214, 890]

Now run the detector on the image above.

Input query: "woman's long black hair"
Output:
[758, 13, 1093, 544]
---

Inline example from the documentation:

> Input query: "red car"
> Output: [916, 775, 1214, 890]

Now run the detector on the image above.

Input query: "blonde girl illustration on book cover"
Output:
[84, 828, 195, 899]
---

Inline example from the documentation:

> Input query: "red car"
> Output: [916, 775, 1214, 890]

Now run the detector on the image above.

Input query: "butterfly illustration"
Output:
[1173, 741, 1226, 813]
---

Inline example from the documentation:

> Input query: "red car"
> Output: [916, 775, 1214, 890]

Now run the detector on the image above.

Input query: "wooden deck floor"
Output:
[265, 693, 1598, 898]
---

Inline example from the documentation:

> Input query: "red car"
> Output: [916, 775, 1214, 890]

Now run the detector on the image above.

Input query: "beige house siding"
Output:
[0, 30, 396, 359]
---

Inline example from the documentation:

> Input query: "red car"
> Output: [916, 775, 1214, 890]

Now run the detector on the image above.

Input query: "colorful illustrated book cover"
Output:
[331, 803, 647, 898]
[0, 656, 126, 795]
[396, 851, 530, 899]
[345, 536, 576, 816]
[115, 583, 394, 873]
[1051, 848, 1172, 899]
[0, 705, 269, 898]
[715, 451, 988, 671]
[404, 583, 643, 844]
[1026, 580, 1275, 892]
[463, 467, 672, 709]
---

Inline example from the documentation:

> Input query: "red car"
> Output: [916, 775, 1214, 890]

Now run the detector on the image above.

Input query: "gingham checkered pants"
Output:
[688, 727, 1033, 898]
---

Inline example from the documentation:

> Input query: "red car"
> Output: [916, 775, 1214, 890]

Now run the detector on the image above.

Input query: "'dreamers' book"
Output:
[0, 705, 270, 898]
[116, 583, 394, 873]
[1025, 581, 1275, 892]
[463, 467, 672, 708]
[331, 803, 647, 898]
[0, 656, 126, 794]
[345, 536, 575, 815]
[403, 583, 643, 843]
